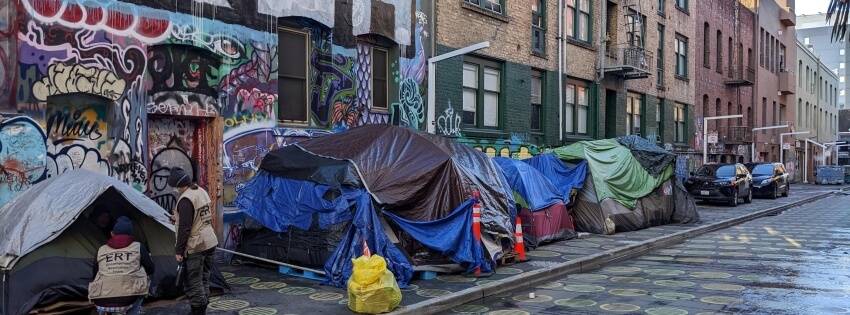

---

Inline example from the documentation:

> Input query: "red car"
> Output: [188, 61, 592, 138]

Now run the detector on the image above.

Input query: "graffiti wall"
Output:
[1, 0, 429, 215]
[456, 134, 541, 160]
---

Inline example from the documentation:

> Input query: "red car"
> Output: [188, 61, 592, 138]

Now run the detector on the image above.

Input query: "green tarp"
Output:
[552, 139, 673, 209]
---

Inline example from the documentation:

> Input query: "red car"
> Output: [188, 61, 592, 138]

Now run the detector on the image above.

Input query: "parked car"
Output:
[685, 163, 753, 207]
[745, 162, 789, 199]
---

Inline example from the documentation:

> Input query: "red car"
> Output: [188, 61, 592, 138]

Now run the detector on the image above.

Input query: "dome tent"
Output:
[0, 169, 231, 315]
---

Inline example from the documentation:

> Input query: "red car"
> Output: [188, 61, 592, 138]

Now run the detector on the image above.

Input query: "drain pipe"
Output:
[597, 1, 606, 83]
[2, 268, 8, 315]
[558, 0, 564, 141]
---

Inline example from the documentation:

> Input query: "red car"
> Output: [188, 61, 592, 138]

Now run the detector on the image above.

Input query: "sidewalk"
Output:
[145, 184, 848, 315]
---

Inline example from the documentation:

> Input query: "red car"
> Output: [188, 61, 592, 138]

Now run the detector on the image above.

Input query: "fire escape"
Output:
[602, 0, 652, 80]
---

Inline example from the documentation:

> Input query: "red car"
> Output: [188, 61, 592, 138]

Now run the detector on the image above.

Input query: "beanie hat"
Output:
[112, 216, 133, 236]
[167, 167, 191, 188]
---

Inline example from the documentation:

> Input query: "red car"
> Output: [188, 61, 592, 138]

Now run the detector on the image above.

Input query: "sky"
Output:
[796, 0, 831, 15]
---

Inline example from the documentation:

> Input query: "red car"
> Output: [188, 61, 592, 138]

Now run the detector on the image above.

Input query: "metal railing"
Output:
[718, 126, 753, 143]
[605, 46, 653, 73]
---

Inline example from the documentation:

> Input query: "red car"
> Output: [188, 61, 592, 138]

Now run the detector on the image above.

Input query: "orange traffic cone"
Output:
[514, 217, 530, 262]
[465, 191, 492, 278]
[362, 237, 371, 257]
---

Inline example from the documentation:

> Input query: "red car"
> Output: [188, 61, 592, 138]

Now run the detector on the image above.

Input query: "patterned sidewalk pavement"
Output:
[143, 184, 847, 314]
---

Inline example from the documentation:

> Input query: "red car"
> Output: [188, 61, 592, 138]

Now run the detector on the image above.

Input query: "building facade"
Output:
[752, 0, 797, 166]
[796, 38, 840, 181]
[0, 0, 428, 241]
[797, 13, 850, 110]
[695, 0, 756, 164]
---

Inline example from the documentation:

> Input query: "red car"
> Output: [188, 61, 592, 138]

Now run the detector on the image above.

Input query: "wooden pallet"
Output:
[28, 301, 92, 315]
[497, 253, 520, 266]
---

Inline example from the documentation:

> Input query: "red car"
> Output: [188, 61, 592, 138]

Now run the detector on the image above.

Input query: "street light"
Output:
[779, 131, 810, 165]
[751, 125, 788, 163]
[703, 114, 744, 164]
[426, 42, 491, 134]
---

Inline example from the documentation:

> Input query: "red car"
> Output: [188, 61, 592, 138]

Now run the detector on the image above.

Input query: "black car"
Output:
[685, 163, 753, 207]
[745, 162, 790, 199]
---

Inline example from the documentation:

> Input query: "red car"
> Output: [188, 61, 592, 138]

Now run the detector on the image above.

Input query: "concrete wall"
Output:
[796, 14, 850, 110]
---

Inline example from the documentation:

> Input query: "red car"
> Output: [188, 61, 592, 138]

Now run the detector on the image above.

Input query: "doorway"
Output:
[605, 89, 618, 138]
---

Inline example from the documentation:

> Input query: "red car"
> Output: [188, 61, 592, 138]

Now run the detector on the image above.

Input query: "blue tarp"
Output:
[493, 157, 562, 211]
[383, 199, 493, 275]
[235, 171, 414, 288]
[522, 153, 588, 204]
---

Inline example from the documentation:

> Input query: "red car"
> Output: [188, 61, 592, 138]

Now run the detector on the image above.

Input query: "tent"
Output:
[0, 170, 231, 315]
[236, 124, 515, 287]
[553, 136, 699, 234]
[522, 153, 588, 205]
[492, 157, 576, 247]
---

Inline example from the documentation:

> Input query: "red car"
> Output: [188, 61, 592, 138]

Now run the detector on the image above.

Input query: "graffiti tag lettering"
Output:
[32, 64, 127, 101]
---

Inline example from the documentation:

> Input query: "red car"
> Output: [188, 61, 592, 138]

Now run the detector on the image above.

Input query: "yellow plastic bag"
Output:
[347, 254, 402, 314]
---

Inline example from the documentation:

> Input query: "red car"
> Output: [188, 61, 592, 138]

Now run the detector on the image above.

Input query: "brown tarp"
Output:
[572, 174, 677, 234]
[259, 124, 516, 239]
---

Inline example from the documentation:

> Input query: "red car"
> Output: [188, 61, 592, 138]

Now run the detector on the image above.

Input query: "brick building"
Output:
[694, 0, 756, 164]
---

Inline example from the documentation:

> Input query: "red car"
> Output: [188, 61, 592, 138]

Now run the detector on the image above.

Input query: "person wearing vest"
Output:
[89, 216, 155, 315]
[168, 167, 218, 315]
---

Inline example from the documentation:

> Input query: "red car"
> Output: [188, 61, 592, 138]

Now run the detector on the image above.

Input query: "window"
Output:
[278, 28, 309, 123]
[779, 44, 786, 71]
[564, 80, 590, 135]
[371, 47, 389, 110]
[842, 49, 846, 55]
[531, 70, 543, 130]
[841, 63, 846, 69]
[703, 23, 710, 68]
[675, 35, 688, 78]
[627, 10, 646, 48]
[842, 89, 846, 96]
[532, 0, 545, 54]
[566, 0, 591, 42]
[759, 29, 764, 67]
[728, 37, 733, 77]
[658, 0, 665, 14]
[761, 97, 767, 132]
[676, 0, 687, 11]
[657, 24, 665, 87]
[657, 98, 664, 143]
[804, 37, 809, 45]
[462, 58, 501, 128]
[716, 30, 722, 72]
[463, 0, 503, 14]
[626, 93, 642, 136]
[674, 103, 686, 143]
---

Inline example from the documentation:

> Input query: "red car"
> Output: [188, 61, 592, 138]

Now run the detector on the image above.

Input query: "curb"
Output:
[389, 187, 848, 315]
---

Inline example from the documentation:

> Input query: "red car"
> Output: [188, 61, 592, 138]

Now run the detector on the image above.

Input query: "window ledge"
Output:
[461, 2, 511, 23]
[675, 75, 690, 82]
[277, 121, 310, 128]
[657, 84, 667, 91]
[676, 6, 690, 15]
[563, 135, 594, 143]
[567, 38, 596, 52]
[462, 128, 509, 139]
[531, 51, 547, 59]
[658, 11, 666, 18]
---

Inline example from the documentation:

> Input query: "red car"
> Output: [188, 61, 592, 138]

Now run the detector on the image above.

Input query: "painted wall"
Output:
[0, 0, 429, 223]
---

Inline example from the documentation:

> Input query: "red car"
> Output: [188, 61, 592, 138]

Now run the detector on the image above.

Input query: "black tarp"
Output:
[258, 124, 516, 241]
[616, 135, 676, 177]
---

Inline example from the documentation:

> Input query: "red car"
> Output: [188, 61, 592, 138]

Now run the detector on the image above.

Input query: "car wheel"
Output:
[771, 184, 779, 199]
[728, 189, 739, 207]
[744, 188, 753, 204]
[781, 184, 789, 197]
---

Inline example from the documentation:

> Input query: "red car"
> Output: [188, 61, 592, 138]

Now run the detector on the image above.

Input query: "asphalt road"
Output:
[443, 192, 850, 315]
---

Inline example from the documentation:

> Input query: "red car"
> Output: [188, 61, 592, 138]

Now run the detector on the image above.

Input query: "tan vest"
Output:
[88, 242, 150, 300]
[174, 187, 219, 254]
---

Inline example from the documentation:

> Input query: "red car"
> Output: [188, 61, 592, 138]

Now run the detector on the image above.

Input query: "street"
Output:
[445, 191, 850, 315]
[143, 184, 848, 314]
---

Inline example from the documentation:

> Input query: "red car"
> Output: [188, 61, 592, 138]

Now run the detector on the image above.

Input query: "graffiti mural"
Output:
[437, 102, 461, 137]
[43, 95, 110, 178]
[0, 117, 46, 205]
[32, 64, 127, 102]
[146, 44, 221, 99]
[457, 134, 541, 159]
[148, 117, 198, 211]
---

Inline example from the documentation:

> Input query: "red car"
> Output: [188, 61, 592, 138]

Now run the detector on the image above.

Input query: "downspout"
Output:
[753, 0, 760, 161]
[559, 0, 564, 141]
[597, 1, 606, 83]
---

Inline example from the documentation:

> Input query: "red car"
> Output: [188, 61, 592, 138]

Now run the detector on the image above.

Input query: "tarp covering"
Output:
[0, 169, 230, 315]
[384, 199, 492, 275]
[521, 153, 588, 204]
[616, 135, 676, 177]
[493, 157, 562, 211]
[571, 174, 676, 234]
[552, 139, 674, 209]
[258, 124, 516, 239]
[671, 179, 701, 224]
[235, 172, 413, 288]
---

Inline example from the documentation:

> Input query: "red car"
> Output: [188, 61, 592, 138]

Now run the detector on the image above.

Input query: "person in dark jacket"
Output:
[88, 204, 115, 238]
[89, 216, 155, 315]
[169, 167, 218, 315]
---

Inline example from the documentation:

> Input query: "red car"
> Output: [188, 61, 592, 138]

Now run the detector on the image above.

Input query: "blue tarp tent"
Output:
[522, 153, 588, 204]
[493, 157, 562, 211]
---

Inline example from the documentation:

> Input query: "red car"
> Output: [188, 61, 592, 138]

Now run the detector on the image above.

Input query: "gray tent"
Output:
[0, 169, 230, 315]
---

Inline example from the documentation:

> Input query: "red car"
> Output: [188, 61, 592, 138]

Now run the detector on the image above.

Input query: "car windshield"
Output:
[696, 165, 736, 177]
[750, 164, 774, 176]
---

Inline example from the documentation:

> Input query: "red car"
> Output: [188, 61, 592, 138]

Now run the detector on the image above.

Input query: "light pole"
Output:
[703, 114, 744, 164]
[751, 124, 788, 163]
[426, 42, 491, 134]
[779, 131, 810, 166]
